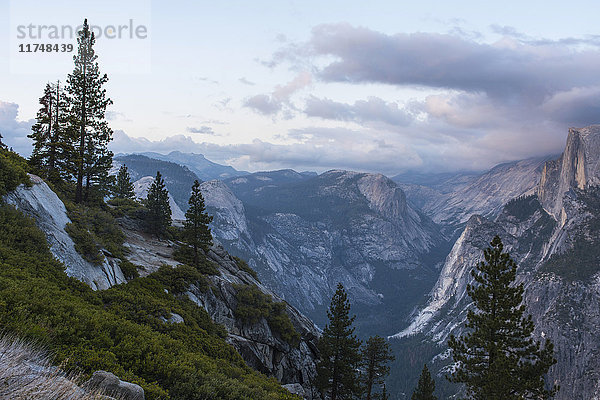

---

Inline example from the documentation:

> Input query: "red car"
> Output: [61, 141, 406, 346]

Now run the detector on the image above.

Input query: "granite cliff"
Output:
[393, 126, 600, 399]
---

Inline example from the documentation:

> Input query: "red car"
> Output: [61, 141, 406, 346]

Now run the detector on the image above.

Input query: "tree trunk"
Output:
[47, 92, 54, 175]
[75, 63, 87, 203]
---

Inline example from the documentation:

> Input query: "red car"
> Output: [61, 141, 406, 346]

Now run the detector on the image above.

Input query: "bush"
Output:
[65, 221, 104, 264]
[172, 245, 219, 275]
[234, 284, 300, 346]
[65, 202, 127, 264]
[119, 259, 140, 280]
[107, 197, 145, 219]
[0, 149, 29, 195]
[0, 203, 299, 399]
[233, 256, 259, 281]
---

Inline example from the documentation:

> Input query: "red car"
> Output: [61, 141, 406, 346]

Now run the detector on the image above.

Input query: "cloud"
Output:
[106, 111, 132, 122]
[109, 129, 423, 175]
[541, 86, 600, 126]
[243, 94, 282, 115]
[0, 101, 34, 156]
[288, 23, 600, 104]
[244, 72, 312, 116]
[186, 126, 220, 135]
[257, 23, 600, 170]
[305, 96, 413, 126]
[238, 77, 255, 86]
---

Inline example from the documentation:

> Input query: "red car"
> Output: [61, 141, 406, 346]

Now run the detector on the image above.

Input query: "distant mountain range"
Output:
[139, 151, 248, 181]
[118, 129, 600, 399]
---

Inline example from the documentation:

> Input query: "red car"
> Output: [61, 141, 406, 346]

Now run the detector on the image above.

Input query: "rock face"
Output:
[3, 175, 125, 290]
[83, 371, 145, 400]
[202, 170, 445, 328]
[538, 125, 600, 218]
[397, 156, 552, 236]
[394, 126, 600, 399]
[122, 227, 320, 398]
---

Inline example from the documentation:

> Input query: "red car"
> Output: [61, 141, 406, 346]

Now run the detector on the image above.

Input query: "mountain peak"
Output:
[538, 125, 600, 218]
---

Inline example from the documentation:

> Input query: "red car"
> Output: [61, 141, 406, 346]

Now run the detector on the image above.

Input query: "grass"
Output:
[0, 334, 110, 400]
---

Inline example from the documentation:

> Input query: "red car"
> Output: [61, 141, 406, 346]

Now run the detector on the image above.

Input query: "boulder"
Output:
[84, 371, 144, 400]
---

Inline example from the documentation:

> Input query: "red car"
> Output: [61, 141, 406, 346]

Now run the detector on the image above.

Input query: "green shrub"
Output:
[234, 284, 300, 346]
[107, 197, 145, 219]
[234, 284, 271, 324]
[0, 149, 29, 195]
[152, 264, 209, 294]
[65, 202, 127, 264]
[119, 259, 140, 280]
[65, 221, 104, 264]
[0, 203, 299, 399]
[233, 256, 259, 281]
[268, 302, 301, 346]
[173, 245, 219, 275]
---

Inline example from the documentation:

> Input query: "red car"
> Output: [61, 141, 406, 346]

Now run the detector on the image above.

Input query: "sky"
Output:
[2, 0, 600, 175]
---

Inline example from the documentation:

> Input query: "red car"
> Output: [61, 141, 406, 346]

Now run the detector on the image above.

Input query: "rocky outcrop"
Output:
[3, 175, 125, 290]
[83, 371, 145, 400]
[538, 125, 600, 219]
[395, 126, 600, 399]
[121, 227, 320, 398]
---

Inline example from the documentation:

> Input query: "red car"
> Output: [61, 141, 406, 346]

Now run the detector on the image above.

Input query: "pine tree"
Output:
[113, 165, 135, 200]
[447, 236, 557, 400]
[28, 81, 71, 181]
[183, 180, 213, 266]
[66, 19, 113, 202]
[0, 132, 6, 150]
[411, 364, 437, 400]
[143, 171, 171, 235]
[361, 335, 395, 400]
[316, 283, 362, 400]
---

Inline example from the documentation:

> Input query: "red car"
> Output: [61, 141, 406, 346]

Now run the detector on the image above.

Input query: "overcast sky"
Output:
[1, 0, 600, 175]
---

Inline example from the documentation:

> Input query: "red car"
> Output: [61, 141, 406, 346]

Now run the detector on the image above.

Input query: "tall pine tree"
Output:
[113, 165, 135, 200]
[29, 80, 71, 181]
[182, 180, 213, 266]
[448, 236, 557, 400]
[316, 283, 362, 400]
[143, 171, 171, 235]
[66, 19, 113, 202]
[411, 364, 437, 400]
[361, 335, 394, 400]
